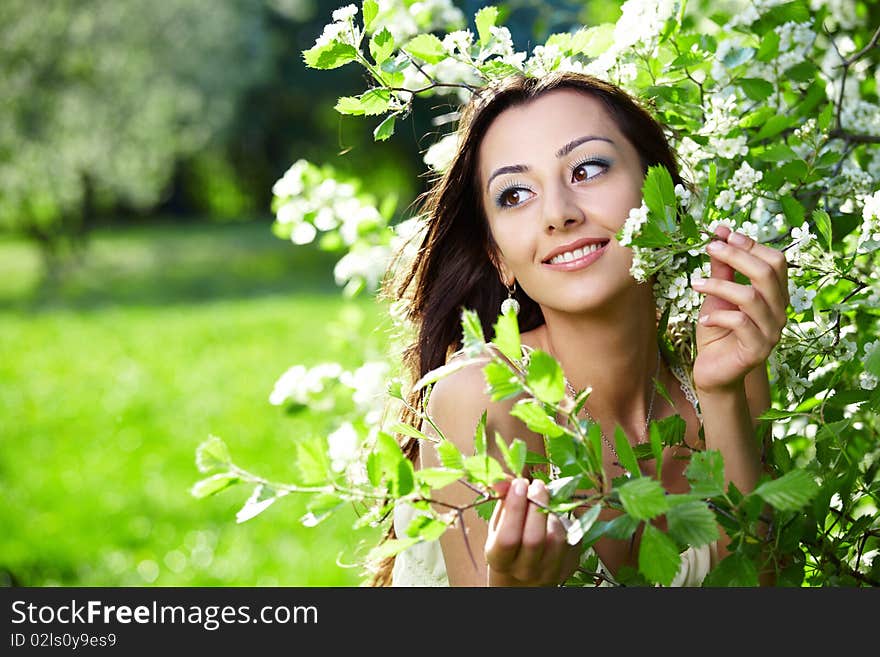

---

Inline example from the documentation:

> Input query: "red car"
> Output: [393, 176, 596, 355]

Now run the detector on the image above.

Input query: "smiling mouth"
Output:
[543, 240, 609, 266]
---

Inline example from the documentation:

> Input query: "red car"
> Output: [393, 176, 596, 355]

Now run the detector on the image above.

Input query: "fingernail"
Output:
[728, 232, 749, 247]
[513, 479, 527, 496]
[691, 277, 706, 288]
[529, 480, 543, 494]
[707, 240, 725, 253]
[699, 315, 710, 324]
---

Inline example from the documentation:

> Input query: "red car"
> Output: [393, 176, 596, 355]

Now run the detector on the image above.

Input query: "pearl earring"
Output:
[501, 282, 520, 316]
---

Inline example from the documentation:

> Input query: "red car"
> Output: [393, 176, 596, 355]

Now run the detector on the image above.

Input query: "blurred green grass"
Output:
[0, 220, 385, 585]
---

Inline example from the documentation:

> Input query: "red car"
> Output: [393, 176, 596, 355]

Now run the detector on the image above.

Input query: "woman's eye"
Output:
[572, 161, 606, 182]
[498, 188, 533, 208]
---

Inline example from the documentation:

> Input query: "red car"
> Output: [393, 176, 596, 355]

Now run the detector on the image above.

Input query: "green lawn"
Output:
[0, 220, 385, 585]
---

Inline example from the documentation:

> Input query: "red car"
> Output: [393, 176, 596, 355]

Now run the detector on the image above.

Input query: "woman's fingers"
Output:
[705, 232, 790, 318]
[515, 480, 550, 580]
[486, 477, 529, 571]
[692, 277, 781, 343]
[699, 309, 768, 362]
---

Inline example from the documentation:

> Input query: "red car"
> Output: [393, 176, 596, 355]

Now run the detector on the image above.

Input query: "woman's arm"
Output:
[691, 227, 788, 584]
[418, 361, 578, 586]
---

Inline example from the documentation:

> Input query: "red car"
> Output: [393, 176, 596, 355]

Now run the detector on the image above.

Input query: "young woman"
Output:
[375, 71, 788, 587]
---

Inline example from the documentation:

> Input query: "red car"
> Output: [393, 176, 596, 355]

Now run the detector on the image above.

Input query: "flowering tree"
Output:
[195, 0, 880, 586]
[0, 0, 270, 271]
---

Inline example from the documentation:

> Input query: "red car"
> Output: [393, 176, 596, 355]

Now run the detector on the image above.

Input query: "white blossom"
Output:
[331, 4, 358, 23]
[423, 132, 459, 172]
[619, 202, 649, 246]
[327, 422, 360, 472]
[788, 281, 817, 313]
[290, 222, 317, 245]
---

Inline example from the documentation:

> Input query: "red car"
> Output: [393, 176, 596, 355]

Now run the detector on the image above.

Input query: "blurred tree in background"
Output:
[0, 0, 271, 273]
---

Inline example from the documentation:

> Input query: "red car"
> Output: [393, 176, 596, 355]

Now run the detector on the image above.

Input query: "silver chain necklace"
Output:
[563, 350, 662, 461]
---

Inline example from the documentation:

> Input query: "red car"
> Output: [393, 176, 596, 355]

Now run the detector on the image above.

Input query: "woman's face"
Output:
[478, 88, 647, 314]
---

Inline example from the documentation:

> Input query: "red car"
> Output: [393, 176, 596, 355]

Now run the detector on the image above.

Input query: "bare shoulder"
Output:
[424, 356, 495, 453]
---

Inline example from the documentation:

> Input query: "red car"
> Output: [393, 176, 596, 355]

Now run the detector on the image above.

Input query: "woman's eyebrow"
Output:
[485, 135, 615, 193]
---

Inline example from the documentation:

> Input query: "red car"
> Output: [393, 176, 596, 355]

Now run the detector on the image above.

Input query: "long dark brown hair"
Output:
[368, 71, 685, 585]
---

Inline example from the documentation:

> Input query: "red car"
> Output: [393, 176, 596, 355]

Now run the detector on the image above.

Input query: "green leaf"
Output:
[867, 343, 880, 378]
[784, 61, 818, 82]
[566, 504, 602, 545]
[525, 350, 565, 404]
[483, 361, 523, 401]
[739, 106, 776, 129]
[721, 46, 755, 69]
[649, 422, 664, 478]
[546, 433, 577, 468]
[402, 33, 446, 64]
[655, 414, 686, 447]
[639, 524, 681, 586]
[703, 552, 758, 586]
[618, 477, 669, 520]
[302, 41, 358, 70]
[478, 59, 525, 79]
[390, 421, 430, 442]
[295, 439, 331, 485]
[195, 435, 231, 473]
[461, 308, 486, 356]
[395, 458, 415, 496]
[334, 95, 366, 115]
[369, 27, 394, 65]
[475, 498, 497, 522]
[495, 433, 527, 476]
[758, 408, 804, 420]
[236, 484, 283, 523]
[436, 440, 464, 470]
[569, 24, 614, 56]
[368, 537, 420, 561]
[753, 469, 819, 511]
[812, 209, 832, 250]
[362, 0, 379, 32]
[546, 475, 580, 501]
[416, 467, 463, 489]
[739, 78, 774, 101]
[666, 500, 720, 547]
[752, 115, 795, 142]
[756, 30, 779, 62]
[614, 426, 642, 478]
[756, 143, 797, 162]
[373, 114, 396, 141]
[780, 194, 805, 227]
[474, 410, 487, 455]
[642, 165, 677, 229]
[191, 472, 240, 498]
[300, 493, 343, 527]
[475, 6, 499, 47]
[405, 515, 448, 542]
[360, 88, 391, 116]
[412, 356, 483, 391]
[603, 513, 640, 540]
[510, 400, 564, 438]
[817, 102, 834, 131]
[685, 450, 725, 498]
[463, 455, 506, 486]
[492, 309, 521, 363]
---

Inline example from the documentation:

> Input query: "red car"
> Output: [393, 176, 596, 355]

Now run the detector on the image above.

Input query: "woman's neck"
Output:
[530, 283, 665, 435]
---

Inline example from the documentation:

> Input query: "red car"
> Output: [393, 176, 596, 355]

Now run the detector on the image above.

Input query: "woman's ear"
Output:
[488, 249, 514, 287]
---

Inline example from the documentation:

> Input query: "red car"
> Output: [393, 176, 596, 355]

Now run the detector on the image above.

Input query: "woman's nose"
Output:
[542, 185, 585, 232]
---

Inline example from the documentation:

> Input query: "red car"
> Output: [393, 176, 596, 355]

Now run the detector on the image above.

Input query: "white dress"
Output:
[391, 357, 717, 587]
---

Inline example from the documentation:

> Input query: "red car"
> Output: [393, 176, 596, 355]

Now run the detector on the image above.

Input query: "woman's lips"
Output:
[543, 242, 608, 271]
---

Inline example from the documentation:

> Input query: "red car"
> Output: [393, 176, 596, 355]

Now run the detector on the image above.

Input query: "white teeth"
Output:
[549, 242, 605, 264]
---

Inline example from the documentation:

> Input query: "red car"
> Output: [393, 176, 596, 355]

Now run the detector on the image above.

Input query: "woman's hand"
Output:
[692, 225, 789, 393]
[484, 477, 580, 586]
